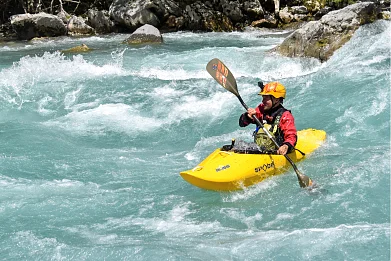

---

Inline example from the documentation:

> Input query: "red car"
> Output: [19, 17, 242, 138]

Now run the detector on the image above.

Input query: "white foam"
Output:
[335, 85, 389, 137]
[368, 88, 389, 116]
[167, 91, 234, 121]
[0, 51, 128, 108]
[0, 46, 11, 51]
[207, 55, 321, 82]
[37, 95, 55, 115]
[184, 129, 249, 162]
[324, 20, 390, 73]
[151, 84, 186, 99]
[220, 208, 263, 229]
[63, 88, 82, 110]
[105, 202, 223, 237]
[44, 103, 164, 135]
[132, 66, 207, 80]
[164, 29, 291, 41]
[222, 178, 279, 202]
[264, 212, 296, 228]
[11, 231, 66, 255]
[357, 54, 389, 67]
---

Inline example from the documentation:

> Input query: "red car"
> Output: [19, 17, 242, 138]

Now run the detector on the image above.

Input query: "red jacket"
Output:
[239, 104, 297, 150]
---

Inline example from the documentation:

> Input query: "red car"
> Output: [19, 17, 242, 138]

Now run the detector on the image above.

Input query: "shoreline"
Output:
[2, 1, 388, 43]
[0, 26, 297, 45]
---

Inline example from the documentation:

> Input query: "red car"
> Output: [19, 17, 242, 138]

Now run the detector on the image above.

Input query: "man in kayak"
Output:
[239, 81, 297, 155]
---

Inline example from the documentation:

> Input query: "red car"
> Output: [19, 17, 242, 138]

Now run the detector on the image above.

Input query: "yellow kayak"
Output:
[180, 128, 326, 191]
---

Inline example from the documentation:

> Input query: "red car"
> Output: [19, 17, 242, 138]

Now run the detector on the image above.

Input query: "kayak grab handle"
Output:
[192, 166, 203, 171]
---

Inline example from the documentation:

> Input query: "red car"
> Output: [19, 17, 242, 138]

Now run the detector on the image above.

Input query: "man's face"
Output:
[262, 95, 275, 111]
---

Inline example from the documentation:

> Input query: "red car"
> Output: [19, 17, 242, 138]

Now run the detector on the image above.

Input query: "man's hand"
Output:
[277, 144, 289, 155]
[247, 108, 256, 118]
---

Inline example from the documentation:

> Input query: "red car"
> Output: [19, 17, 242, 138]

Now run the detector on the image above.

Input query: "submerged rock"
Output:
[123, 24, 163, 45]
[61, 44, 92, 53]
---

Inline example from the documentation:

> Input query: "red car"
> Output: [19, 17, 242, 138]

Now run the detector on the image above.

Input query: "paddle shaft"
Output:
[238, 95, 311, 187]
[206, 58, 312, 187]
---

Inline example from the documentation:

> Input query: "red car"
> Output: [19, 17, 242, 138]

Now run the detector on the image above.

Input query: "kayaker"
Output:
[239, 81, 297, 155]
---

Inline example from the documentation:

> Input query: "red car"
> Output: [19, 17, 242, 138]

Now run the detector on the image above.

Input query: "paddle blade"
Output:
[206, 58, 239, 97]
[297, 172, 313, 188]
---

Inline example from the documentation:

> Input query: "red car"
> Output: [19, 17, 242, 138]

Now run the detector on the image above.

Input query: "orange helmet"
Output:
[258, 81, 286, 99]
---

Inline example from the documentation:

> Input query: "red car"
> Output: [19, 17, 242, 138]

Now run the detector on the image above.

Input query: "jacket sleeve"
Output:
[279, 111, 297, 152]
[239, 113, 253, 127]
[239, 104, 264, 127]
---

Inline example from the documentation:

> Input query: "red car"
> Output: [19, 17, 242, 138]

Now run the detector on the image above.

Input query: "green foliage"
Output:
[316, 38, 329, 47]
[303, 0, 327, 12]
[302, 0, 358, 12]
[0, 0, 113, 24]
[325, 0, 357, 9]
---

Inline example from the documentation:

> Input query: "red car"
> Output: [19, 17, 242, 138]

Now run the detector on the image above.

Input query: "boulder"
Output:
[380, 10, 390, 20]
[67, 16, 95, 35]
[202, 11, 234, 32]
[138, 0, 183, 31]
[165, 15, 185, 30]
[123, 24, 163, 44]
[151, 0, 182, 19]
[279, 7, 294, 24]
[243, 0, 264, 20]
[221, 0, 243, 23]
[251, 14, 278, 28]
[109, 0, 160, 30]
[291, 6, 309, 15]
[278, 6, 310, 25]
[57, 10, 71, 24]
[10, 13, 67, 40]
[183, 2, 234, 31]
[87, 9, 115, 33]
[274, 2, 381, 62]
[314, 7, 333, 20]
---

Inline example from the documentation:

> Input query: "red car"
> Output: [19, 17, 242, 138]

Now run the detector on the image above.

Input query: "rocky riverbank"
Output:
[0, 0, 389, 62]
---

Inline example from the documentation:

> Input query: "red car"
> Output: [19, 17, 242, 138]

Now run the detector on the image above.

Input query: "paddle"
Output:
[206, 58, 313, 188]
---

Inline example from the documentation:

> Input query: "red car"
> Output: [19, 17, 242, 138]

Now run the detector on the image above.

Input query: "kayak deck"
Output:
[180, 129, 326, 191]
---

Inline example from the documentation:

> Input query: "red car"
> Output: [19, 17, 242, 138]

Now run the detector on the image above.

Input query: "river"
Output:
[0, 20, 389, 260]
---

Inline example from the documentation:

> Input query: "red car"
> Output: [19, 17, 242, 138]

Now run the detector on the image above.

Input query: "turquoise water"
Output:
[0, 20, 389, 260]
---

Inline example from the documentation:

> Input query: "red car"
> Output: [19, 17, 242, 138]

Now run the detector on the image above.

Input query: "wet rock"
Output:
[67, 16, 96, 35]
[61, 44, 92, 53]
[183, 2, 234, 31]
[274, 2, 381, 62]
[109, 0, 160, 30]
[243, 0, 264, 20]
[278, 7, 294, 24]
[291, 6, 309, 15]
[221, 0, 243, 23]
[10, 13, 67, 40]
[151, 0, 182, 19]
[57, 10, 71, 24]
[87, 9, 115, 34]
[251, 14, 278, 28]
[314, 7, 333, 20]
[380, 10, 390, 19]
[123, 24, 163, 44]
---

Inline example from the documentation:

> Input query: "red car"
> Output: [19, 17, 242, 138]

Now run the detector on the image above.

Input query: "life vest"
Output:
[253, 107, 287, 151]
